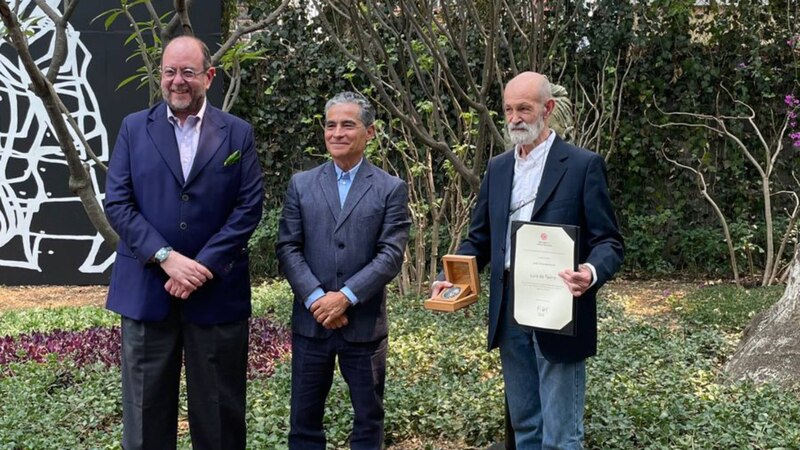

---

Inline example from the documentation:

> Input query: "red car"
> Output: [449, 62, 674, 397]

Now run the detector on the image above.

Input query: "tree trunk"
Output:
[725, 245, 800, 387]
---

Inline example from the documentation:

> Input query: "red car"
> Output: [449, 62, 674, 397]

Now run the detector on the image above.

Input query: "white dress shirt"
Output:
[166, 98, 207, 180]
[505, 130, 555, 269]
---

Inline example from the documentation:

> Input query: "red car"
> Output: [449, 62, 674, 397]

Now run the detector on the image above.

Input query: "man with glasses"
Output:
[432, 72, 623, 449]
[104, 35, 263, 449]
[277, 91, 410, 449]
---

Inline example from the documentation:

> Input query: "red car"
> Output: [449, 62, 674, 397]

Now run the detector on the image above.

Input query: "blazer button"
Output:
[337, 243, 345, 249]
[181, 193, 189, 201]
[337, 272, 343, 277]
[179, 222, 188, 230]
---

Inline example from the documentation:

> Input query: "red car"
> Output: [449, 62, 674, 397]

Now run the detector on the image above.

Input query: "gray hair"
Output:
[324, 91, 376, 126]
[539, 76, 553, 103]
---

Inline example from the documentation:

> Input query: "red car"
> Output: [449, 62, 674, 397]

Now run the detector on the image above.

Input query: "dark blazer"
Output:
[457, 136, 623, 363]
[104, 102, 264, 324]
[276, 160, 410, 343]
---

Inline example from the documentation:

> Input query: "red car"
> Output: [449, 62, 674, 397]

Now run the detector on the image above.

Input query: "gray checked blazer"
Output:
[276, 159, 410, 343]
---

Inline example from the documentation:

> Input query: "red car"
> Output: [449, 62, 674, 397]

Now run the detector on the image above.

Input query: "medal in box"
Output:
[424, 255, 480, 312]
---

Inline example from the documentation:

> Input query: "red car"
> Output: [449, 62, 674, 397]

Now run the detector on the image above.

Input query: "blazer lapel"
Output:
[335, 160, 374, 232]
[494, 150, 515, 219]
[530, 137, 568, 220]
[185, 106, 226, 186]
[319, 161, 341, 220]
[146, 103, 184, 185]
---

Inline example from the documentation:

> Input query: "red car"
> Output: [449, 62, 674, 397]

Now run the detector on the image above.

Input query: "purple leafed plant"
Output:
[0, 327, 121, 368]
[0, 318, 291, 379]
[247, 318, 292, 379]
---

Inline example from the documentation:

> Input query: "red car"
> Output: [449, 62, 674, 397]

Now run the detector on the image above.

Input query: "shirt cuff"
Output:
[582, 263, 598, 288]
[341, 286, 358, 305]
[304, 287, 325, 310]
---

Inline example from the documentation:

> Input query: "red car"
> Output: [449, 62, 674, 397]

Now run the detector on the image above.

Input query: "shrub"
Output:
[669, 284, 784, 334]
[0, 305, 116, 337]
[0, 318, 291, 380]
[1, 281, 798, 448]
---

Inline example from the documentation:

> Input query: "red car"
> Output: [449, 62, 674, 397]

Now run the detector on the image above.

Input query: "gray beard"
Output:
[507, 118, 545, 146]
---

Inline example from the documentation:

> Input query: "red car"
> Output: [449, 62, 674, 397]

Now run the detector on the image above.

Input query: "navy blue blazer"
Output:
[457, 136, 623, 362]
[104, 102, 264, 324]
[276, 160, 410, 343]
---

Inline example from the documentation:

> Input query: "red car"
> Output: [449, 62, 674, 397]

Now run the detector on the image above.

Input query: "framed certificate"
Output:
[424, 255, 480, 312]
[510, 221, 579, 335]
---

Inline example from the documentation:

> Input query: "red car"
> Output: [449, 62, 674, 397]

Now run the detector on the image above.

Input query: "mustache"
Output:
[508, 123, 534, 132]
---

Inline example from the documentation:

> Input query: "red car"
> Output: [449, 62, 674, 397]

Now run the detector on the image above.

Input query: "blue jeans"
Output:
[498, 281, 586, 450]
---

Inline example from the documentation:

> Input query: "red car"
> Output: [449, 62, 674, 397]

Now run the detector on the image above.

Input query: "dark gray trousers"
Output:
[121, 304, 249, 450]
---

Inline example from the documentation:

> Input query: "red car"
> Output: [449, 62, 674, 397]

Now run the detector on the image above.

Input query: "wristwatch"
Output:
[154, 246, 172, 263]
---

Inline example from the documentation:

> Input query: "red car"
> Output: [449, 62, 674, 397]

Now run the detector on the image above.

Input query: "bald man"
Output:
[105, 36, 263, 449]
[432, 72, 623, 449]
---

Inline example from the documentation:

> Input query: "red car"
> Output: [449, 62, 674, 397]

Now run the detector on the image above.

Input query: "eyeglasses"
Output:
[160, 67, 206, 81]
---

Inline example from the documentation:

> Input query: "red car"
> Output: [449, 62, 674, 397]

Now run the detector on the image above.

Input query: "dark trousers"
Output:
[120, 304, 249, 450]
[289, 332, 388, 450]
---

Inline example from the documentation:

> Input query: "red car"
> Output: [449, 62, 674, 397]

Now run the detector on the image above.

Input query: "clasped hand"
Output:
[160, 251, 213, 299]
[310, 291, 350, 330]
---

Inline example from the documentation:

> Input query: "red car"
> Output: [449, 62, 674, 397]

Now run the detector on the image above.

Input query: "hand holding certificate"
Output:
[510, 221, 579, 335]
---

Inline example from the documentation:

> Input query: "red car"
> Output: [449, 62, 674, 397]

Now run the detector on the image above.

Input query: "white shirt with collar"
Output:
[166, 98, 207, 180]
[505, 130, 555, 269]
[504, 130, 597, 286]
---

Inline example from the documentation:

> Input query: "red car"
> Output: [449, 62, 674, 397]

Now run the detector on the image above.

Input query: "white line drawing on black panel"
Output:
[0, 0, 113, 275]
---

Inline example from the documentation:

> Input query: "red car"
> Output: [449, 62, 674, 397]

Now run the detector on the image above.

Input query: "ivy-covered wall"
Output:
[235, 0, 798, 281]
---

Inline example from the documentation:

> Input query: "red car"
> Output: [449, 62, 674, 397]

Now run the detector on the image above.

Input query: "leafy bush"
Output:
[0, 359, 122, 450]
[1, 281, 798, 448]
[248, 207, 283, 280]
[0, 305, 116, 337]
[586, 289, 798, 449]
[0, 317, 291, 380]
[622, 211, 675, 275]
[0, 327, 120, 368]
[668, 284, 784, 333]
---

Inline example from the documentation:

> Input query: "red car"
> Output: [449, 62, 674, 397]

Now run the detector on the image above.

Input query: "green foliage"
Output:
[233, 4, 363, 207]
[248, 207, 283, 280]
[623, 211, 676, 275]
[669, 284, 784, 334]
[233, 0, 798, 279]
[234, 4, 372, 278]
[587, 288, 798, 449]
[248, 281, 503, 448]
[2, 282, 799, 448]
[0, 306, 116, 337]
[0, 359, 122, 449]
[251, 280, 294, 326]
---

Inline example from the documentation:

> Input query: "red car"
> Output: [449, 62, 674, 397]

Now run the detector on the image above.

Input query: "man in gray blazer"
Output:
[277, 91, 411, 449]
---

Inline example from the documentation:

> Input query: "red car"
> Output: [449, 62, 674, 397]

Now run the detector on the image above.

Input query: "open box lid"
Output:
[442, 254, 480, 295]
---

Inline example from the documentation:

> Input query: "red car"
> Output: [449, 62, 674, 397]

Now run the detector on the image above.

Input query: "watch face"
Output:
[441, 286, 462, 300]
[155, 248, 170, 262]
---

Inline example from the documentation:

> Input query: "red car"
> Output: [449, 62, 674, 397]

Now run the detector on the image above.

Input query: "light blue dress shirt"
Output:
[304, 159, 363, 309]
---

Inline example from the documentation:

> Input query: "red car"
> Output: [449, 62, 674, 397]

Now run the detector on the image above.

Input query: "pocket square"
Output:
[223, 150, 241, 167]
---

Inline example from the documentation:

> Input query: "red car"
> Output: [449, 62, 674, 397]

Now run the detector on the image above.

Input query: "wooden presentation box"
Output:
[424, 255, 480, 312]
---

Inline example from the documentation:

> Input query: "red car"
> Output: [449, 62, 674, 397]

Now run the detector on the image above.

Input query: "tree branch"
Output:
[211, 0, 290, 66]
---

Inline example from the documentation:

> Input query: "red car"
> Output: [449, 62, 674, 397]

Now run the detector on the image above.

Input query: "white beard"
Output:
[507, 117, 545, 146]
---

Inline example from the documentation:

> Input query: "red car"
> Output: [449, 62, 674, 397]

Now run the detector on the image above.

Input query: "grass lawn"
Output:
[0, 279, 797, 449]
